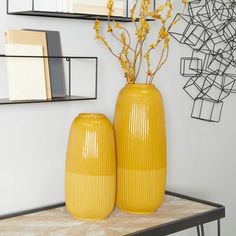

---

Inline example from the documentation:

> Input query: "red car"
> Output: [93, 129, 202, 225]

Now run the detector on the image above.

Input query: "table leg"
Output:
[196, 225, 205, 236]
[197, 221, 221, 236]
[218, 220, 221, 236]
[201, 225, 205, 236]
[197, 225, 201, 236]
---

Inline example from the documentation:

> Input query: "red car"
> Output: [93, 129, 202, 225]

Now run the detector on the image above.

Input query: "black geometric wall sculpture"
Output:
[170, 0, 236, 122]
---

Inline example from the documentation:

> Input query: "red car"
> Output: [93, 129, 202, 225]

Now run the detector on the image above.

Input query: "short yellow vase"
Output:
[65, 113, 116, 220]
[114, 84, 166, 214]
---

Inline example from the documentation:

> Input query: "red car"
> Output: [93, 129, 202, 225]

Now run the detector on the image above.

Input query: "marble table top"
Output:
[0, 194, 216, 236]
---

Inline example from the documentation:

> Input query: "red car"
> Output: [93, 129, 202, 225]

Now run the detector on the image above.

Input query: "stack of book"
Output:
[33, 0, 126, 16]
[5, 29, 66, 101]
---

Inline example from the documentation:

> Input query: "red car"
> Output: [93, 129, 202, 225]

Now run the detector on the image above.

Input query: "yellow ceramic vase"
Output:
[114, 84, 166, 214]
[65, 113, 116, 220]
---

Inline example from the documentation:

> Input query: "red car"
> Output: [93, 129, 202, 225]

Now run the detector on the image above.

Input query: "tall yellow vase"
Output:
[65, 114, 116, 220]
[114, 84, 166, 214]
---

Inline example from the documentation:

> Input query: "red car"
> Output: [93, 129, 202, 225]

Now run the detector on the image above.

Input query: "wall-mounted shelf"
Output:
[0, 96, 96, 105]
[7, 11, 150, 22]
[0, 55, 98, 105]
[6, 0, 156, 22]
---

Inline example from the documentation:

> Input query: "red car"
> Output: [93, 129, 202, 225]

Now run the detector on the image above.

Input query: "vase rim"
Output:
[126, 83, 155, 88]
[79, 113, 105, 118]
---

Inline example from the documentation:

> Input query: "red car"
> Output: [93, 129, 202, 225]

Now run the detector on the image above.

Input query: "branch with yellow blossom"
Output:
[144, 0, 187, 83]
[94, 0, 187, 84]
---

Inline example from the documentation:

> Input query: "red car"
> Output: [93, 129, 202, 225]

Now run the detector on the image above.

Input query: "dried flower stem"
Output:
[94, 0, 187, 84]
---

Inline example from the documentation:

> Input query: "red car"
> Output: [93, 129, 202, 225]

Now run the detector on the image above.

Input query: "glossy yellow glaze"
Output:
[114, 84, 166, 214]
[65, 114, 116, 220]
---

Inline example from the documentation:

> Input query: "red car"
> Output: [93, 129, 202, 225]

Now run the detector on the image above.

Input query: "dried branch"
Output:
[94, 0, 187, 84]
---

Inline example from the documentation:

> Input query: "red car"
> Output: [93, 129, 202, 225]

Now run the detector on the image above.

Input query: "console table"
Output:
[0, 191, 225, 236]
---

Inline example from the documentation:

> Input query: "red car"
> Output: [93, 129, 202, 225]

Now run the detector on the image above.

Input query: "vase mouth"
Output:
[126, 83, 155, 88]
[79, 113, 105, 119]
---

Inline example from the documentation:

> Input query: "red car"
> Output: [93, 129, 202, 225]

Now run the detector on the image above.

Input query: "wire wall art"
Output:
[169, 0, 236, 122]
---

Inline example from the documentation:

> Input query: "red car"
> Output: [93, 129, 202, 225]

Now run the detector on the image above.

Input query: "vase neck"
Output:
[79, 113, 105, 119]
[126, 83, 156, 89]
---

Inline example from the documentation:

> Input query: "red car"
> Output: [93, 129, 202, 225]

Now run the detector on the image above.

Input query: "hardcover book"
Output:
[25, 30, 66, 98]
[72, 5, 125, 16]
[5, 29, 52, 99]
[5, 44, 47, 101]
[72, 0, 125, 16]
[34, 0, 58, 12]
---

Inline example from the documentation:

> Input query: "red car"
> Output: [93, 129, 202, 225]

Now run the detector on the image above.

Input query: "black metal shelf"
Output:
[0, 55, 98, 105]
[6, 0, 156, 22]
[8, 10, 153, 22]
[0, 96, 96, 105]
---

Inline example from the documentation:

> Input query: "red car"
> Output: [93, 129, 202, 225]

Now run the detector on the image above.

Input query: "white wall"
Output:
[0, 1, 235, 235]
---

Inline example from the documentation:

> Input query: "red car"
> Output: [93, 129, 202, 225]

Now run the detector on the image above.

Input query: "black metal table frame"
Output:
[130, 191, 225, 236]
[0, 191, 225, 236]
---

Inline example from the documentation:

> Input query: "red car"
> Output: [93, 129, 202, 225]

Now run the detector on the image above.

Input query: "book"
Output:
[68, 0, 74, 12]
[57, 0, 63, 12]
[63, 0, 74, 12]
[34, 0, 58, 12]
[73, 0, 124, 8]
[72, 0, 125, 16]
[5, 29, 52, 99]
[58, 0, 125, 14]
[5, 44, 47, 101]
[25, 29, 66, 98]
[62, 0, 68, 12]
[72, 5, 125, 16]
